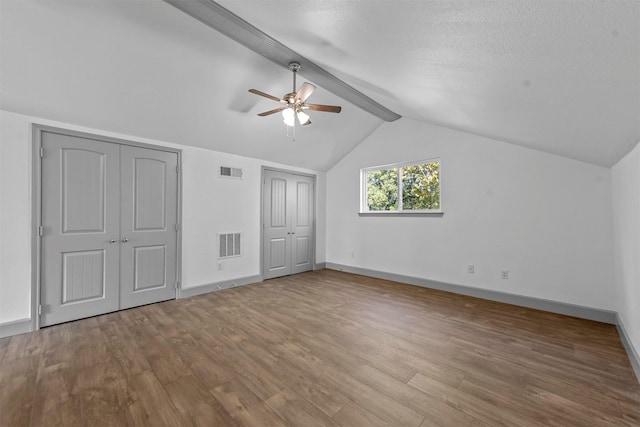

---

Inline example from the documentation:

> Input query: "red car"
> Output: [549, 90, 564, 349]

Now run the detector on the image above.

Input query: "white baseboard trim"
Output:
[314, 262, 327, 270]
[0, 318, 32, 338]
[616, 314, 640, 383]
[178, 275, 263, 298]
[325, 263, 618, 324]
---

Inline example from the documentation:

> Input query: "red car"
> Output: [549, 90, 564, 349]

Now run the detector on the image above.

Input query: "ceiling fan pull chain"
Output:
[285, 120, 296, 141]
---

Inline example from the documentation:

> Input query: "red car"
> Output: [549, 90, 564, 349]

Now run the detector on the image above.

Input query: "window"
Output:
[361, 159, 441, 213]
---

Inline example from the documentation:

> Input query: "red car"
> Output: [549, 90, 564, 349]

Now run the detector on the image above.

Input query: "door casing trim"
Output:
[31, 124, 182, 331]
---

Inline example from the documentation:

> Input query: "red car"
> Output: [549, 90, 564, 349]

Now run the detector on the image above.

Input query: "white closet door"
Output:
[290, 174, 314, 275]
[263, 170, 314, 279]
[119, 146, 178, 309]
[40, 133, 121, 326]
[39, 130, 179, 326]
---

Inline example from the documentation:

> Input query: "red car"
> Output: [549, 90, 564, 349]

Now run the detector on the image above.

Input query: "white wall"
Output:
[0, 111, 32, 322]
[327, 118, 615, 310]
[180, 146, 327, 287]
[0, 110, 326, 324]
[612, 142, 640, 358]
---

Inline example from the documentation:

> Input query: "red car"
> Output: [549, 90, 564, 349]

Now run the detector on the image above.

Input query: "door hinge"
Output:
[176, 165, 180, 174]
[175, 223, 179, 232]
[38, 226, 43, 236]
[39, 146, 44, 158]
[38, 305, 42, 315]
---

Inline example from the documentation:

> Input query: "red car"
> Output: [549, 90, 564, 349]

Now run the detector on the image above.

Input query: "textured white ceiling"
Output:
[2, 1, 639, 169]
[0, 0, 382, 172]
[216, 0, 640, 167]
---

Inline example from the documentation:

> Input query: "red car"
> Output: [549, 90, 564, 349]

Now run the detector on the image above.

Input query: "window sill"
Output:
[358, 211, 444, 217]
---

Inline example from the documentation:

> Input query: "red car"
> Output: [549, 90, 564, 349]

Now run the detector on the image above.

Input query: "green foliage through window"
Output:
[366, 168, 398, 211]
[402, 162, 440, 210]
[365, 160, 440, 211]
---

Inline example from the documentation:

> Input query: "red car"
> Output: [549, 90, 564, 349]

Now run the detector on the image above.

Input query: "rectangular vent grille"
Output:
[220, 166, 243, 179]
[218, 232, 241, 258]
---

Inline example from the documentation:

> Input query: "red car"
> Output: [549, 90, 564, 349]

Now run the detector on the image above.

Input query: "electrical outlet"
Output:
[351, 252, 356, 258]
[467, 264, 475, 274]
[217, 262, 223, 271]
[501, 270, 509, 279]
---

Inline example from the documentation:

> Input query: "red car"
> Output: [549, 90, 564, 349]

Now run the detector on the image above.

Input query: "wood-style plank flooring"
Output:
[1, 270, 639, 426]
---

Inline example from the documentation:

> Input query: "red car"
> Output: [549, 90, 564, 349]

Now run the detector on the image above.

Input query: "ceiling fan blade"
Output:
[295, 82, 316, 103]
[257, 106, 286, 116]
[249, 89, 283, 103]
[305, 104, 342, 113]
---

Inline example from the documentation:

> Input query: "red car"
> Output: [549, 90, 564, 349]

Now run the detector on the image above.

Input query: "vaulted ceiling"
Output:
[1, 1, 638, 170]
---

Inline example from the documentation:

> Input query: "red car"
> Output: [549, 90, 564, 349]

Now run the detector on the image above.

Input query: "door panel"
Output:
[61, 250, 106, 303]
[41, 133, 120, 326]
[290, 175, 314, 275]
[133, 245, 167, 291]
[296, 182, 310, 227]
[263, 170, 314, 279]
[134, 158, 167, 230]
[263, 172, 289, 279]
[61, 149, 106, 233]
[268, 239, 287, 271]
[119, 146, 178, 309]
[294, 236, 310, 266]
[270, 178, 287, 227]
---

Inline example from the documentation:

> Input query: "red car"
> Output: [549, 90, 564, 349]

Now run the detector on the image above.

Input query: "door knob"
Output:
[109, 239, 117, 243]
[122, 238, 129, 243]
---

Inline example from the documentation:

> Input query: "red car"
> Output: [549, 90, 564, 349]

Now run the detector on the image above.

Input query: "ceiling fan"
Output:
[249, 62, 341, 127]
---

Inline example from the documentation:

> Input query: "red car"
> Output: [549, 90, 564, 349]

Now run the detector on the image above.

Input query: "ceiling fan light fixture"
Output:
[282, 107, 295, 127]
[296, 110, 311, 125]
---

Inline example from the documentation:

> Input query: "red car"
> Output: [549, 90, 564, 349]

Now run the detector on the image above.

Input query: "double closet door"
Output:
[40, 131, 179, 327]
[263, 169, 315, 279]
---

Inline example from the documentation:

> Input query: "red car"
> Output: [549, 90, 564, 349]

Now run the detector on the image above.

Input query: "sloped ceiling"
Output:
[215, 0, 640, 167]
[0, 0, 382, 172]
[2, 1, 639, 170]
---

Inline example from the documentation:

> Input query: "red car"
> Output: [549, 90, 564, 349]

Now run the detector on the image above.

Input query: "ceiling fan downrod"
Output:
[289, 62, 301, 93]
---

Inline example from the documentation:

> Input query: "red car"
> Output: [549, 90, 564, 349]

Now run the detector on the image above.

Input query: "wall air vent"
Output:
[220, 166, 243, 179]
[218, 232, 241, 258]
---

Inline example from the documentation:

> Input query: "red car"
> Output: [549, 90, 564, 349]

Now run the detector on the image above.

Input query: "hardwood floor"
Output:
[1, 269, 638, 426]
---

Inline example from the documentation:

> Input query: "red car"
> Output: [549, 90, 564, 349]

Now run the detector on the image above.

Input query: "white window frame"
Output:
[360, 158, 442, 215]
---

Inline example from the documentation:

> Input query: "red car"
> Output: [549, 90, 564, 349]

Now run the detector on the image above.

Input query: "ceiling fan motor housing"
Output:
[284, 93, 297, 104]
